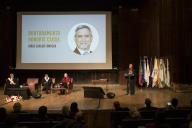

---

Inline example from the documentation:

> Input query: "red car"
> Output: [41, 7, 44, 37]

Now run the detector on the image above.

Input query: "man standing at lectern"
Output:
[127, 64, 136, 95]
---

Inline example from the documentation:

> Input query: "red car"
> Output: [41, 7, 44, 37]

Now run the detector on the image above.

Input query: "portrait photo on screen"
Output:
[68, 23, 99, 56]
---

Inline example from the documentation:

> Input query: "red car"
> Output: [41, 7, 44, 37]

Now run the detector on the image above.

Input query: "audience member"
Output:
[0, 107, 7, 122]
[113, 101, 129, 111]
[36, 106, 49, 121]
[146, 110, 171, 128]
[52, 106, 76, 128]
[61, 106, 70, 118]
[12, 102, 26, 113]
[129, 107, 141, 119]
[167, 98, 178, 110]
[73, 111, 87, 128]
[69, 102, 79, 119]
[5, 113, 18, 128]
[139, 98, 159, 111]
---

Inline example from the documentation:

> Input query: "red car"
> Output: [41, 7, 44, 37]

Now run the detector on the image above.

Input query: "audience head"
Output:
[0, 107, 7, 121]
[13, 102, 22, 113]
[171, 98, 178, 108]
[145, 98, 152, 107]
[62, 106, 69, 117]
[38, 106, 47, 116]
[69, 102, 79, 119]
[113, 101, 121, 110]
[70, 102, 79, 113]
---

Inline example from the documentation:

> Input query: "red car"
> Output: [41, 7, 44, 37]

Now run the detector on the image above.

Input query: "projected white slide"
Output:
[17, 12, 112, 69]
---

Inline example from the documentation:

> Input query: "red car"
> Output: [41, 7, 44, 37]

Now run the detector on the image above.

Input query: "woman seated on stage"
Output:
[41, 74, 52, 94]
[60, 73, 73, 94]
[6, 73, 19, 88]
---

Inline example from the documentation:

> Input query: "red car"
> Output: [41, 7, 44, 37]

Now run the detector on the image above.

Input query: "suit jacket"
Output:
[6, 78, 19, 88]
[41, 78, 52, 87]
[73, 47, 81, 55]
[73, 47, 92, 55]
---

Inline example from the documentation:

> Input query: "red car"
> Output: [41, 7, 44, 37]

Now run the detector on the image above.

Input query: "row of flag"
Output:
[138, 57, 170, 88]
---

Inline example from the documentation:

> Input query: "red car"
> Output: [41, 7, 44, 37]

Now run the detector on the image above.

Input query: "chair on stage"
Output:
[68, 78, 73, 91]
[26, 78, 39, 93]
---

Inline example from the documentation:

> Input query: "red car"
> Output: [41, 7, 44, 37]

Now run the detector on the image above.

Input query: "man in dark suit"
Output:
[6, 73, 19, 88]
[41, 74, 52, 94]
[74, 25, 93, 55]
[127, 64, 136, 95]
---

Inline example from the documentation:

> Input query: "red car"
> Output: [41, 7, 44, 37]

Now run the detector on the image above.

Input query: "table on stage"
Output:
[51, 84, 66, 94]
[5, 86, 31, 99]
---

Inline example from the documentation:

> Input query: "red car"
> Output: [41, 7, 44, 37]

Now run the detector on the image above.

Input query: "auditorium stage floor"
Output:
[0, 84, 192, 112]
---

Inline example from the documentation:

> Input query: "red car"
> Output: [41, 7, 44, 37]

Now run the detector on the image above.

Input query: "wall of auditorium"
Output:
[118, 0, 192, 85]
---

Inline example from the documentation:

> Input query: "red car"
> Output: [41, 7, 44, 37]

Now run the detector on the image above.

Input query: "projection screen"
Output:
[16, 12, 112, 69]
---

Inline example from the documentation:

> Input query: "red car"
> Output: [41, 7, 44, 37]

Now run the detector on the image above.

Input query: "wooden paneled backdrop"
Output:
[0, 0, 191, 85]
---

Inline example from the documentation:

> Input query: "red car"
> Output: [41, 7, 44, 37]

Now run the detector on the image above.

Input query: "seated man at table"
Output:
[4, 73, 19, 95]
[41, 74, 52, 94]
[6, 73, 19, 88]
[60, 73, 73, 95]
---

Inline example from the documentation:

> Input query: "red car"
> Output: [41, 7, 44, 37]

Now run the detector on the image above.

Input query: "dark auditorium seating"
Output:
[165, 117, 187, 128]
[16, 113, 64, 122]
[164, 109, 191, 118]
[140, 110, 157, 119]
[121, 118, 154, 128]
[111, 109, 191, 128]
[17, 121, 59, 128]
[111, 111, 130, 128]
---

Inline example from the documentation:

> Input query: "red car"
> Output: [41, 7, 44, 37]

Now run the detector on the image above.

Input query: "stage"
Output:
[0, 84, 192, 112]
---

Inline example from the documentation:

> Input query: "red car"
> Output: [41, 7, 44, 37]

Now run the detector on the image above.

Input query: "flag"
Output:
[159, 59, 166, 88]
[149, 57, 153, 87]
[141, 58, 145, 86]
[139, 58, 143, 86]
[157, 58, 160, 88]
[165, 58, 170, 87]
[144, 58, 150, 87]
[152, 57, 158, 87]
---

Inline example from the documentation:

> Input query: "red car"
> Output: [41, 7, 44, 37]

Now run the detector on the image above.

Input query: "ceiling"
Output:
[0, 0, 143, 12]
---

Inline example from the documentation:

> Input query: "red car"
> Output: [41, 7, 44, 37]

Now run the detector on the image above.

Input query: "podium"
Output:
[83, 87, 105, 98]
